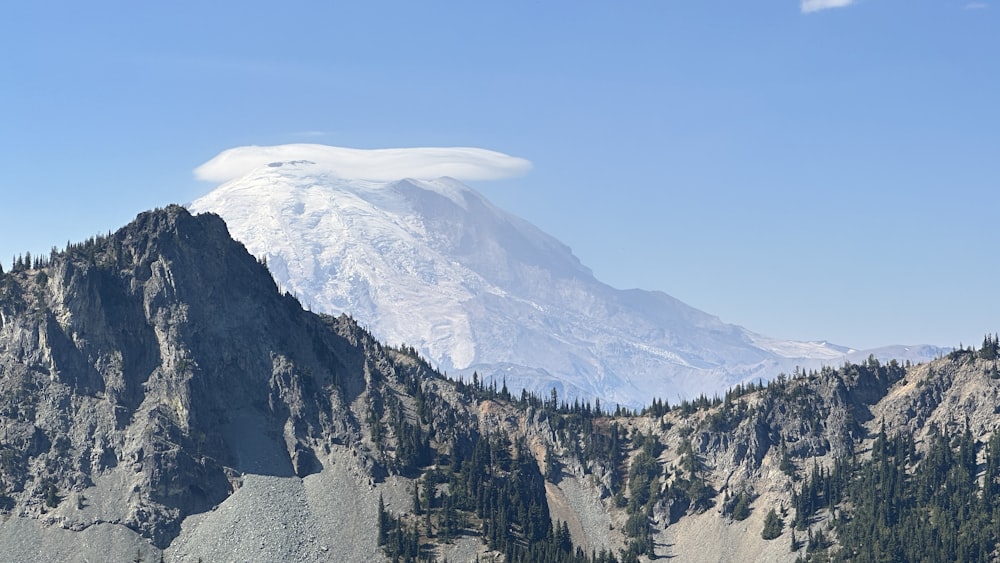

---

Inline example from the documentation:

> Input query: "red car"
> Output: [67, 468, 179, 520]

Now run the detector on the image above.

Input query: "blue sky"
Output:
[1, 1, 997, 350]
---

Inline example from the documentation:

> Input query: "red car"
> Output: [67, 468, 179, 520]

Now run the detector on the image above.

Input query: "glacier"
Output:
[189, 152, 942, 408]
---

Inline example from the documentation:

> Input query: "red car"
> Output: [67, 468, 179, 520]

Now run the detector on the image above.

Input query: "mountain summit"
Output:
[189, 150, 939, 407]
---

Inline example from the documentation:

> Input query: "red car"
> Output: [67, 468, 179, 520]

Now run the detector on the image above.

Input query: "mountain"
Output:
[0, 205, 995, 562]
[189, 156, 942, 408]
[0, 207, 384, 555]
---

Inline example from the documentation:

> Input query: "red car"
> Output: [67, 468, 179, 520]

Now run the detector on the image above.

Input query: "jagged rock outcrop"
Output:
[0, 205, 996, 563]
[0, 206, 386, 548]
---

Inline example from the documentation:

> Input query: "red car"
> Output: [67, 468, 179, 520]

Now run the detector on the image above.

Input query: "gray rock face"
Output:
[0, 206, 377, 549]
[0, 205, 992, 563]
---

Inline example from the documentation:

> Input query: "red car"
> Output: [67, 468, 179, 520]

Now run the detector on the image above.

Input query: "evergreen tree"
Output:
[412, 482, 422, 515]
[762, 508, 784, 540]
[377, 494, 388, 546]
[731, 492, 751, 521]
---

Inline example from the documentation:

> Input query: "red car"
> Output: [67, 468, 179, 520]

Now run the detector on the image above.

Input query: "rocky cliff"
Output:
[0, 206, 389, 553]
[0, 206, 995, 562]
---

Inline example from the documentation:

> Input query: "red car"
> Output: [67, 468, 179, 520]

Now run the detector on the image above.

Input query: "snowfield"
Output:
[189, 152, 942, 407]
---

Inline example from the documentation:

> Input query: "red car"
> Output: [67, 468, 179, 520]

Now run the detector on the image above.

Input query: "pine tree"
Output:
[731, 492, 751, 521]
[762, 508, 784, 540]
[377, 494, 388, 546]
[412, 482, 422, 515]
[545, 445, 561, 482]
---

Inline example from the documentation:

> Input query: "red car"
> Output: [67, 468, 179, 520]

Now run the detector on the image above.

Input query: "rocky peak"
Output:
[0, 205, 376, 547]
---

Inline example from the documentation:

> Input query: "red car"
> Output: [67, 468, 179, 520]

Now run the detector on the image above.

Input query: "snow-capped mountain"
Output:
[189, 151, 942, 408]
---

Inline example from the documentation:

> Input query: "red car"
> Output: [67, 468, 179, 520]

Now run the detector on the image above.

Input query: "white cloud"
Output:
[194, 144, 533, 183]
[801, 0, 855, 13]
[964, 2, 989, 9]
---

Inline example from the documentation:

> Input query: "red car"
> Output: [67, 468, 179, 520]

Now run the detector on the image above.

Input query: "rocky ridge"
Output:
[0, 206, 994, 562]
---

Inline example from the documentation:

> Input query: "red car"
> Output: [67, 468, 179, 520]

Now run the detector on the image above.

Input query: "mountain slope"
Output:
[189, 157, 939, 407]
[0, 205, 993, 562]
[0, 206, 390, 555]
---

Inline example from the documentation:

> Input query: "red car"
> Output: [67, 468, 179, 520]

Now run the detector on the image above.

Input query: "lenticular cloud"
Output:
[194, 144, 532, 183]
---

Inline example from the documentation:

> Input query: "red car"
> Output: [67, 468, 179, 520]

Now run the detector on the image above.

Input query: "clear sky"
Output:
[1, 1, 997, 350]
